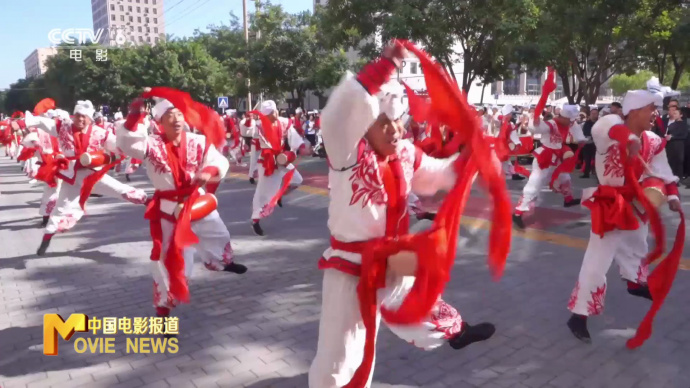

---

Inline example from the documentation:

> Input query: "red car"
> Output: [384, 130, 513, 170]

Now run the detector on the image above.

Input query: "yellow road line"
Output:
[226, 172, 690, 270]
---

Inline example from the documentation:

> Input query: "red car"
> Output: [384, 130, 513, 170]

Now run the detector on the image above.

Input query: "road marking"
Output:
[227, 172, 690, 270]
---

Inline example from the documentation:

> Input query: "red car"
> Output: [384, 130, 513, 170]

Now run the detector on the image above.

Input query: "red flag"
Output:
[402, 82, 430, 123]
[534, 67, 556, 125]
[33, 98, 56, 116]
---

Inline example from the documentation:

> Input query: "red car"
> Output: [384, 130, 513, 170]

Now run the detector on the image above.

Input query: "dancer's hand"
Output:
[669, 198, 682, 212]
[194, 172, 212, 185]
[388, 251, 418, 277]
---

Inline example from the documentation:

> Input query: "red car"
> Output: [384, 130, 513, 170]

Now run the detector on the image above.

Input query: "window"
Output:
[154, 27, 158, 33]
[145, 17, 149, 23]
[146, 27, 150, 32]
[145, 0, 148, 3]
[410, 62, 418, 74]
[129, 16, 133, 21]
[147, 37, 151, 42]
[138, 26, 142, 32]
[145, 7, 148, 13]
[120, 15, 124, 21]
[137, 16, 141, 22]
[128, 6, 132, 11]
[154, 17, 157, 23]
[110, 4, 114, 10]
[130, 25, 134, 31]
[153, 0, 156, 4]
[139, 36, 143, 41]
[119, 5, 123, 11]
[137, 6, 140, 12]
[153, 8, 157, 14]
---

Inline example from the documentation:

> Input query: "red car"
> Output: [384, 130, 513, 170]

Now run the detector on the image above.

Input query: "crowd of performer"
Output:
[0, 40, 685, 388]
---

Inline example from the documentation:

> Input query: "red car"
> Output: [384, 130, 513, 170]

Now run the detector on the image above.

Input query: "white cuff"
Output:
[668, 195, 680, 202]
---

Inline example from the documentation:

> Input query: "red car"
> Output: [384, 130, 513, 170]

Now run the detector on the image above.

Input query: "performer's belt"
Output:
[583, 185, 639, 237]
[533, 146, 567, 170]
[317, 237, 372, 277]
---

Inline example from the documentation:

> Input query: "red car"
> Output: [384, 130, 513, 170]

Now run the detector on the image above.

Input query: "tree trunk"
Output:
[558, 69, 573, 104]
[671, 57, 686, 90]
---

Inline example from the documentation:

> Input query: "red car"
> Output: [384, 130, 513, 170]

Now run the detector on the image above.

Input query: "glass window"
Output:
[137, 16, 141, 22]
[146, 27, 150, 32]
[120, 15, 124, 21]
[129, 16, 133, 22]
[110, 4, 114, 10]
[147, 37, 151, 42]
[137, 6, 140, 12]
[153, 8, 157, 14]
[111, 14, 115, 21]
[153, 0, 156, 4]
[154, 27, 158, 33]
[138, 26, 142, 32]
[410, 62, 418, 74]
[154, 18, 157, 23]
[128, 6, 132, 11]
[146, 17, 149, 23]
[119, 5, 123, 11]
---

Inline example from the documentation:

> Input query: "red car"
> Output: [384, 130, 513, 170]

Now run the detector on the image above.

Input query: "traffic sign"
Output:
[217, 96, 229, 109]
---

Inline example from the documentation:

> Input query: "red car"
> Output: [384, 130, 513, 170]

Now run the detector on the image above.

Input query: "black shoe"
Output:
[224, 262, 248, 274]
[40, 216, 49, 228]
[416, 212, 436, 221]
[448, 323, 496, 350]
[511, 174, 526, 181]
[277, 198, 283, 207]
[125, 174, 131, 182]
[564, 198, 581, 207]
[628, 285, 653, 301]
[252, 221, 264, 236]
[512, 213, 525, 229]
[567, 314, 591, 343]
[249, 177, 256, 185]
[580, 174, 590, 178]
[37, 236, 52, 256]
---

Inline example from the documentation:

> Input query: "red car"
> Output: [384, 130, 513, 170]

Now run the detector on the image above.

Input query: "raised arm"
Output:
[321, 45, 405, 169]
[410, 146, 460, 196]
[115, 99, 148, 160]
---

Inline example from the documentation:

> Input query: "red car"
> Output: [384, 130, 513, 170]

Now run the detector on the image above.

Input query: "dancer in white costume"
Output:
[513, 104, 586, 228]
[116, 94, 247, 321]
[250, 100, 309, 236]
[566, 88, 681, 343]
[309, 42, 496, 388]
[25, 100, 148, 255]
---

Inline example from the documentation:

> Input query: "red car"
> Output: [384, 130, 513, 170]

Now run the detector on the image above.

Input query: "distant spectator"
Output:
[665, 105, 687, 179]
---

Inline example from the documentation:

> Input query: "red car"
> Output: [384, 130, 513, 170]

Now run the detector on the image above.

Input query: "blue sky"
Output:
[0, 0, 313, 90]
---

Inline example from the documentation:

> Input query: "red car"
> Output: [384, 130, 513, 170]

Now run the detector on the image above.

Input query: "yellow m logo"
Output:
[43, 314, 88, 356]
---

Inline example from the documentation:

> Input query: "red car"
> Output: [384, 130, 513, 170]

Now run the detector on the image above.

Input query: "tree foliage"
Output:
[321, 0, 540, 93]
[2, 2, 349, 114]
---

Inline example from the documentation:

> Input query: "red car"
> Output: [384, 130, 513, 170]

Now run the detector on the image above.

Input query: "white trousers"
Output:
[7, 143, 17, 158]
[568, 223, 649, 316]
[251, 163, 303, 220]
[45, 169, 148, 234]
[24, 156, 39, 179]
[309, 269, 463, 388]
[248, 144, 259, 179]
[515, 158, 573, 212]
[152, 210, 234, 309]
[39, 181, 61, 217]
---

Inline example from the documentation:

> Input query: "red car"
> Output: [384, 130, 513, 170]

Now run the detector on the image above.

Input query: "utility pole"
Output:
[243, 0, 251, 111]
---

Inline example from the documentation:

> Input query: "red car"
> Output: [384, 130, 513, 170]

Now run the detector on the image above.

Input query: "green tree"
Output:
[526, 0, 671, 104]
[247, 2, 349, 107]
[637, 3, 690, 89]
[320, 0, 539, 93]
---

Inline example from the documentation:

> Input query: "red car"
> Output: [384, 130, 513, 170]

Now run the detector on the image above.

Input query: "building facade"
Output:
[24, 47, 58, 79]
[91, 0, 165, 46]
